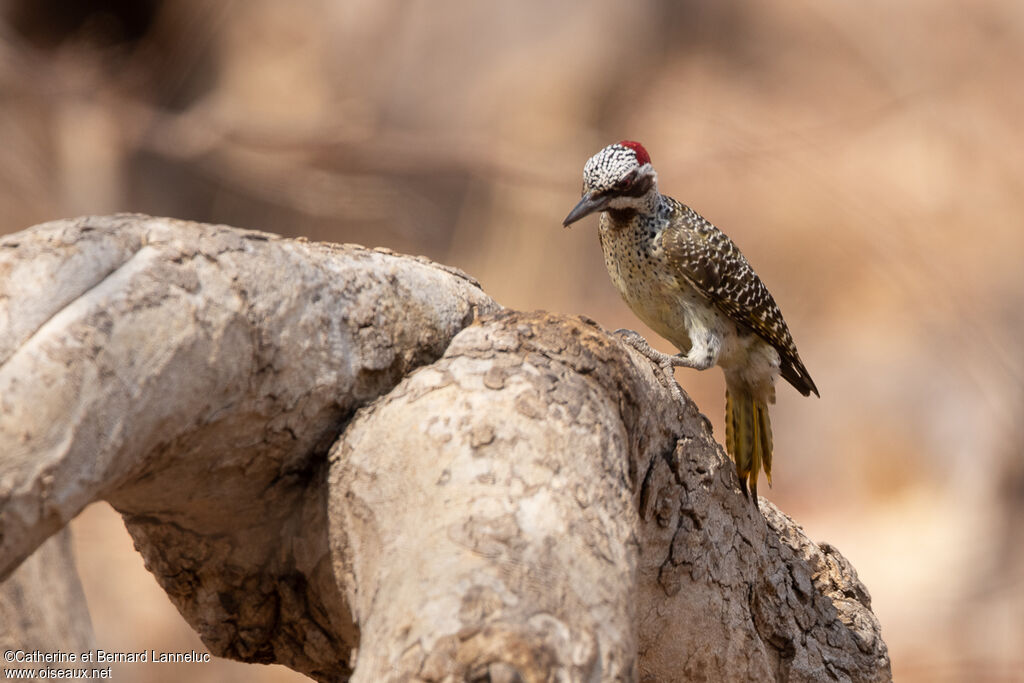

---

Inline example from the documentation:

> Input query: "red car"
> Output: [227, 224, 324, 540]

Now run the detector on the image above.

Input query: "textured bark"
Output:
[0, 215, 497, 680]
[0, 215, 890, 681]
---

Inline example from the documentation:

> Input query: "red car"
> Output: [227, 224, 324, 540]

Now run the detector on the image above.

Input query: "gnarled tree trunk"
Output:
[0, 215, 890, 681]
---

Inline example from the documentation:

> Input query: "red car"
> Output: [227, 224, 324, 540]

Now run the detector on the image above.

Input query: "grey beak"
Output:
[562, 192, 610, 226]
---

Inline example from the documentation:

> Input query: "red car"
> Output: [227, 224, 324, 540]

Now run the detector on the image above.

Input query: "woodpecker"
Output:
[563, 141, 818, 504]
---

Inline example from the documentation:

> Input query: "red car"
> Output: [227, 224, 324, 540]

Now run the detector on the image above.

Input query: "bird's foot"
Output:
[613, 328, 685, 402]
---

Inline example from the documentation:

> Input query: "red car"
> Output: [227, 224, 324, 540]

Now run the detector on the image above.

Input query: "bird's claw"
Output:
[612, 328, 646, 346]
[660, 366, 684, 403]
[613, 328, 684, 402]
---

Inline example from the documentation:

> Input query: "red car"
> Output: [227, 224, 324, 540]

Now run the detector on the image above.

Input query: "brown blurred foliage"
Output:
[1, 0, 1021, 680]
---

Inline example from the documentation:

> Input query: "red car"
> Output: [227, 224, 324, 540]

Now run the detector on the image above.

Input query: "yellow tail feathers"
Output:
[725, 386, 774, 505]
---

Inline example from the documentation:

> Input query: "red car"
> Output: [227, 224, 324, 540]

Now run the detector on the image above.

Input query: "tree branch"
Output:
[0, 215, 890, 681]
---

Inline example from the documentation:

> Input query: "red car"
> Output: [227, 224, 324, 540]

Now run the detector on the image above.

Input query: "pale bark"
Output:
[0, 529, 94, 654]
[0, 215, 890, 681]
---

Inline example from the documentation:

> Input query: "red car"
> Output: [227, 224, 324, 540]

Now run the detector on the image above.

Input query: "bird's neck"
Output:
[606, 190, 665, 226]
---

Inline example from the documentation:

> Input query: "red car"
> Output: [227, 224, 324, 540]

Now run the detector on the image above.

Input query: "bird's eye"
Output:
[616, 173, 636, 190]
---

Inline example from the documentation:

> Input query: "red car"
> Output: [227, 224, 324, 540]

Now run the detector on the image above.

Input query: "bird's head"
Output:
[563, 140, 658, 226]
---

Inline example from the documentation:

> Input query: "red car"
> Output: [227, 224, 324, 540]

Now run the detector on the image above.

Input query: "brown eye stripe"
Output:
[618, 174, 653, 197]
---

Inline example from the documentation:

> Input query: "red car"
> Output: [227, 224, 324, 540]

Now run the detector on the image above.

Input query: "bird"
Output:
[562, 141, 818, 505]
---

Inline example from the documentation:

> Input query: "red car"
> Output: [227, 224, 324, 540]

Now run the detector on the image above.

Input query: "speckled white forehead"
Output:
[582, 143, 646, 192]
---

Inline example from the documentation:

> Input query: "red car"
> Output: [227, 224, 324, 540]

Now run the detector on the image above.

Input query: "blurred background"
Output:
[1, 0, 1022, 680]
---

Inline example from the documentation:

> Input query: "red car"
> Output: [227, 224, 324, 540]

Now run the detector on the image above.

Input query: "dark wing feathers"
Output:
[662, 199, 819, 397]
